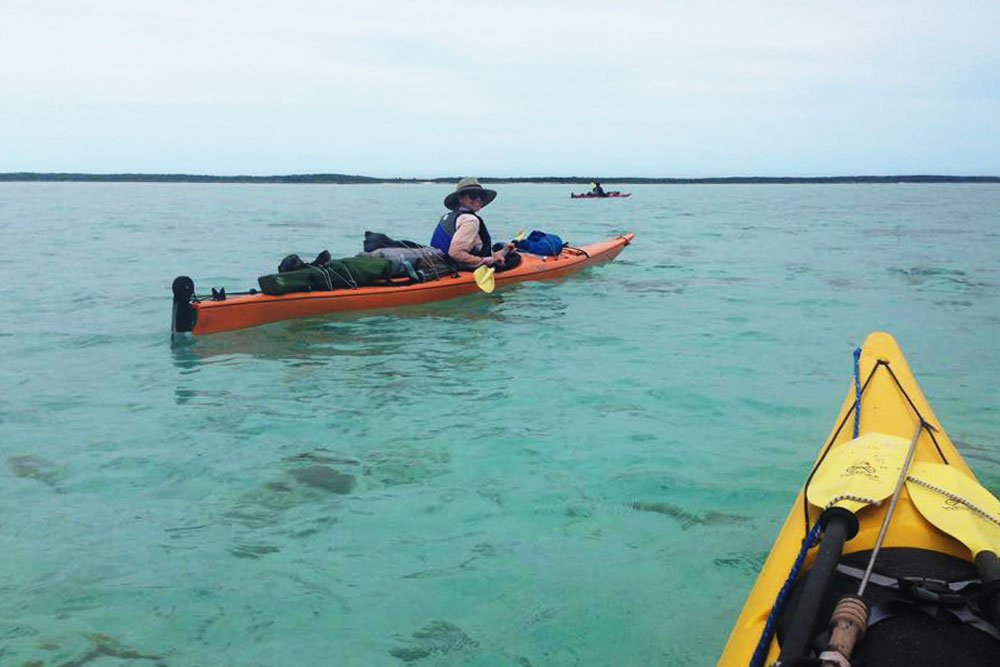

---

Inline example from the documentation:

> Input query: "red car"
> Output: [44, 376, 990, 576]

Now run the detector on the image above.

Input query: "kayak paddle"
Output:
[806, 432, 912, 514]
[473, 228, 526, 293]
[473, 265, 495, 293]
[906, 461, 1000, 624]
[778, 432, 910, 662]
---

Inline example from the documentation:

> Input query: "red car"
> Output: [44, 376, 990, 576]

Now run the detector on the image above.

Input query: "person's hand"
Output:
[503, 241, 516, 253]
[491, 250, 507, 266]
[480, 256, 496, 267]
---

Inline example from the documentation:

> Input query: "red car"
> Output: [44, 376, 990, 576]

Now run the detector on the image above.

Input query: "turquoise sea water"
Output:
[2, 182, 999, 666]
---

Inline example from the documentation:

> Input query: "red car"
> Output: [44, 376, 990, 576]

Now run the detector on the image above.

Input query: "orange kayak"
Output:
[172, 232, 634, 335]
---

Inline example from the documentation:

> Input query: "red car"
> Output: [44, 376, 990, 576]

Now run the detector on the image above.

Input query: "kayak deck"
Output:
[716, 331, 999, 665]
[172, 232, 633, 335]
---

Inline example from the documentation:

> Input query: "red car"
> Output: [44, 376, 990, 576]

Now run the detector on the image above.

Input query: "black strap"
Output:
[836, 563, 981, 596]
[867, 597, 1000, 641]
[835, 564, 1000, 641]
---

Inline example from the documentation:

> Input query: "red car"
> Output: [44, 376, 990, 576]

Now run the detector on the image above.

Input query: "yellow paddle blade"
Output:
[807, 432, 911, 513]
[473, 265, 495, 293]
[513, 227, 526, 242]
[906, 462, 1000, 556]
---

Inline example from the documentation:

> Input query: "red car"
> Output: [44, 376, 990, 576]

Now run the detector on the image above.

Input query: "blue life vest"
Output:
[430, 208, 493, 260]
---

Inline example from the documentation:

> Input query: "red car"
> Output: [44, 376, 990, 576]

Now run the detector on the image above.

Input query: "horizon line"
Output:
[1, 172, 999, 184]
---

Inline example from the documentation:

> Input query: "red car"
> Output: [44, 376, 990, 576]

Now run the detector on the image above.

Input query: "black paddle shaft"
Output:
[776, 510, 855, 664]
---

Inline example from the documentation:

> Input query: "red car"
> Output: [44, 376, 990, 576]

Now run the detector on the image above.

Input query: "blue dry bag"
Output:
[515, 230, 564, 256]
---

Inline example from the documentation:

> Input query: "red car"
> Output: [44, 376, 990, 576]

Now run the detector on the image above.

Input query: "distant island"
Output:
[1, 172, 998, 184]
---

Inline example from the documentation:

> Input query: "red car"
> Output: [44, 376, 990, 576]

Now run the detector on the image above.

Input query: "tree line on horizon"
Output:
[1, 172, 998, 184]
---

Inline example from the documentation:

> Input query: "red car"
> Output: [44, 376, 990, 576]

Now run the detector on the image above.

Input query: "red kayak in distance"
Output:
[570, 191, 632, 199]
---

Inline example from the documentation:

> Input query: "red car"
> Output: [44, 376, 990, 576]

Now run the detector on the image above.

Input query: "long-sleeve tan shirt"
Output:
[448, 213, 487, 268]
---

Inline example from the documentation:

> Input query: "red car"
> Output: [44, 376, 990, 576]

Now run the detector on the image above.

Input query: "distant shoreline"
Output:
[1, 172, 998, 185]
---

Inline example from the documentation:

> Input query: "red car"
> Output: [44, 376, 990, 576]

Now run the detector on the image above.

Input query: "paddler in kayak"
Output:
[590, 181, 608, 197]
[431, 177, 515, 270]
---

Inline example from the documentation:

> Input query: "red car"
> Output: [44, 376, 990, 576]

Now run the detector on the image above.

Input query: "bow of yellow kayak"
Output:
[717, 331, 1000, 666]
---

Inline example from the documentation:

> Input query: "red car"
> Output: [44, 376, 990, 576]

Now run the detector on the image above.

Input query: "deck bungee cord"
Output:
[749, 521, 822, 667]
[852, 347, 861, 439]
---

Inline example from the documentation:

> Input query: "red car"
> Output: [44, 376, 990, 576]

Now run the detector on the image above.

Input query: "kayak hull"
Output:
[570, 192, 631, 199]
[716, 331, 998, 665]
[173, 232, 633, 335]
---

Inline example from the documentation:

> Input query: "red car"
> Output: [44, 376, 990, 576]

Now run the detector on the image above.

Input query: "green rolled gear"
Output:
[258, 254, 393, 295]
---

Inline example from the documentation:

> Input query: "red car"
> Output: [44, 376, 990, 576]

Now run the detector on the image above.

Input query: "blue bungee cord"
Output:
[748, 519, 823, 667]
[853, 347, 862, 438]
[748, 345, 863, 667]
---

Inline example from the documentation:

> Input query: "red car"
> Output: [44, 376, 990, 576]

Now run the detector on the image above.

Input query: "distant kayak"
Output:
[570, 191, 631, 199]
[172, 233, 634, 335]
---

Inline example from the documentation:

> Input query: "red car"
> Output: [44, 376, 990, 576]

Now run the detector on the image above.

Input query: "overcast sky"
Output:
[2, 1, 998, 177]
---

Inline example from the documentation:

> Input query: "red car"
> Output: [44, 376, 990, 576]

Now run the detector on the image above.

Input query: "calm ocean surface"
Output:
[2, 182, 999, 666]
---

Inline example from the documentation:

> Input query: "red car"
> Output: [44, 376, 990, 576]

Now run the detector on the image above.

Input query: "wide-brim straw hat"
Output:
[444, 177, 497, 210]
